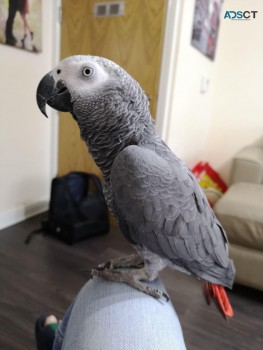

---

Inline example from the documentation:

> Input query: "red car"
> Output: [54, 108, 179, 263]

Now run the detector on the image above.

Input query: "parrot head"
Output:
[36, 55, 150, 139]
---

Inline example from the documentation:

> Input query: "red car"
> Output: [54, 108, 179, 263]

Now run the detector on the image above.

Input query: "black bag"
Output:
[26, 172, 109, 244]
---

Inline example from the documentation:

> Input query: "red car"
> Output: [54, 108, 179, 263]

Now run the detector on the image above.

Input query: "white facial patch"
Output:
[52, 56, 110, 97]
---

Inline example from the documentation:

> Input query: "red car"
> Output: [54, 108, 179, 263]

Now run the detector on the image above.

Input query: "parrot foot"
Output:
[97, 254, 144, 270]
[90, 267, 169, 301]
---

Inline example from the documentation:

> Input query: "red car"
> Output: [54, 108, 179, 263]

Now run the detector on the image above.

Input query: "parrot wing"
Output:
[111, 145, 233, 287]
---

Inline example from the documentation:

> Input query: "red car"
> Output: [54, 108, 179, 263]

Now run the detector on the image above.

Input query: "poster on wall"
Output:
[0, 0, 42, 53]
[191, 0, 222, 60]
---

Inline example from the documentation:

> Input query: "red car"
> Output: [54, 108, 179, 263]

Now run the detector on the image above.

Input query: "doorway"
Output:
[58, 0, 167, 176]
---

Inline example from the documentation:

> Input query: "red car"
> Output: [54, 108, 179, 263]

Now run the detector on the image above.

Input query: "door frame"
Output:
[49, 0, 61, 180]
[155, 0, 182, 140]
[50, 0, 182, 178]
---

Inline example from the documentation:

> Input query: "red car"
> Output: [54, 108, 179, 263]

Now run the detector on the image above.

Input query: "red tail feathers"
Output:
[202, 282, 234, 320]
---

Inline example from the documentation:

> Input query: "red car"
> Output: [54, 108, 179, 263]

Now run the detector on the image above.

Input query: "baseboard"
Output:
[0, 200, 48, 230]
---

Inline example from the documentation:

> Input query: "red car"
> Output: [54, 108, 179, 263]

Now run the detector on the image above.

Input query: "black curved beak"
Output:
[36, 73, 72, 118]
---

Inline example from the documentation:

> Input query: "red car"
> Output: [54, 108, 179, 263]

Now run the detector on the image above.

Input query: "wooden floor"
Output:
[0, 213, 262, 350]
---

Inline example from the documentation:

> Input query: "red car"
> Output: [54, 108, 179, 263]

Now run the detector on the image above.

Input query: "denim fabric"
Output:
[53, 277, 186, 350]
[53, 299, 75, 350]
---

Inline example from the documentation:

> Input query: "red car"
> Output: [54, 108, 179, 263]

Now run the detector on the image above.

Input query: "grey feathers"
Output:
[36, 55, 235, 289]
[111, 145, 235, 288]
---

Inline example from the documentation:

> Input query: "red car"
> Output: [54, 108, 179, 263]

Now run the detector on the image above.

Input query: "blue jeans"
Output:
[53, 277, 186, 350]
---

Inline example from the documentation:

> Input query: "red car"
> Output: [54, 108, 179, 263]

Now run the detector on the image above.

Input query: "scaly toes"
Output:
[144, 285, 170, 301]
[90, 268, 99, 278]
[97, 261, 112, 270]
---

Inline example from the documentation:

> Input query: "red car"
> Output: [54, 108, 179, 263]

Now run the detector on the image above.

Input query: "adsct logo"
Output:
[224, 11, 258, 20]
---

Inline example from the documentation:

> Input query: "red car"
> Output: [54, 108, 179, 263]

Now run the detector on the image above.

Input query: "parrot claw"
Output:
[97, 254, 144, 271]
[89, 267, 169, 301]
[90, 268, 99, 278]
[161, 291, 170, 302]
[97, 261, 114, 270]
[144, 285, 169, 301]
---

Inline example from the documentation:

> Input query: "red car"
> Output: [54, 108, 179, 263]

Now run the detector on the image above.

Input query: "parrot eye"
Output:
[82, 67, 94, 77]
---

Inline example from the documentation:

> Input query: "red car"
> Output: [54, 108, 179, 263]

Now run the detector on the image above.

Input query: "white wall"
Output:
[165, 0, 263, 183]
[0, 1, 59, 229]
[166, 0, 215, 164]
[204, 0, 263, 181]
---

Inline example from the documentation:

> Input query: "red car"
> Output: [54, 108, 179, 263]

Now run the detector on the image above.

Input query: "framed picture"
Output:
[191, 0, 223, 60]
[0, 0, 42, 52]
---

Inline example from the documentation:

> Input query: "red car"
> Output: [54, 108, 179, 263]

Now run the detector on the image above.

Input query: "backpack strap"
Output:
[24, 218, 51, 244]
[83, 173, 104, 196]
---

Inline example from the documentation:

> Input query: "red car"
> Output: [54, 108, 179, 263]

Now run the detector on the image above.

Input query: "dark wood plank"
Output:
[0, 213, 262, 349]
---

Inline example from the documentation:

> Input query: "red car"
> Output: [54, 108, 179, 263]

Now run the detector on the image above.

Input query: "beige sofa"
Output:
[214, 139, 263, 291]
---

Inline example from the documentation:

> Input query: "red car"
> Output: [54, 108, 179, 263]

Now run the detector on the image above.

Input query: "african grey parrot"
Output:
[37, 55, 235, 319]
